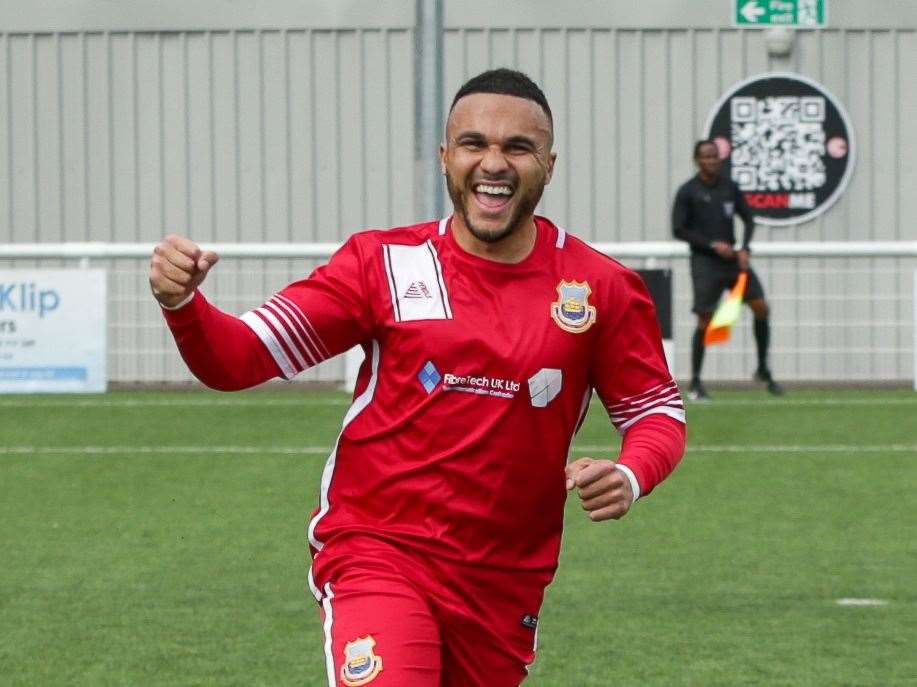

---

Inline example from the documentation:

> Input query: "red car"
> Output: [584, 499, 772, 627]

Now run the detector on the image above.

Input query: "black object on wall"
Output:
[636, 269, 672, 340]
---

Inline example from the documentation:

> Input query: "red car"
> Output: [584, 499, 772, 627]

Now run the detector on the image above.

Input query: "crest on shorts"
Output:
[551, 280, 597, 333]
[341, 635, 383, 686]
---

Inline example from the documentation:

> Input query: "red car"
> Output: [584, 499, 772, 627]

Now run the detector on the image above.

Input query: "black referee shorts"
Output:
[690, 253, 765, 315]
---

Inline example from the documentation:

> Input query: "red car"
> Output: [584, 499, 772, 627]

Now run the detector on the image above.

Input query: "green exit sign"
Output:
[735, 0, 827, 27]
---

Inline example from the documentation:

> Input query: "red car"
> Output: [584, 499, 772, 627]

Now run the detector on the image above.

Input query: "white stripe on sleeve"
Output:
[239, 311, 298, 379]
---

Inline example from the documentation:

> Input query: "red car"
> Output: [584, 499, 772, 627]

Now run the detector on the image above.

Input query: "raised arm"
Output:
[149, 235, 281, 390]
[150, 233, 375, 391]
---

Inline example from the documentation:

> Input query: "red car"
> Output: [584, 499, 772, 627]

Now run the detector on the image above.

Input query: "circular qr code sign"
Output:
[704, 72, 855, 227]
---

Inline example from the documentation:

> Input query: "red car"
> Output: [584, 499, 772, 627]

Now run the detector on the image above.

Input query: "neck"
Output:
[698, 170, 719, 185]
[450, 214, 538, 264]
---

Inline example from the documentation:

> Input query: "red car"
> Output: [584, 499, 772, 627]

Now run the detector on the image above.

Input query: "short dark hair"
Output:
[449, 68, 553, 125]
[694, 139, 717, 158]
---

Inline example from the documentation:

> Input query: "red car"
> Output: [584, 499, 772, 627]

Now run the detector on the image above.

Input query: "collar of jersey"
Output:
[441, 215, 557, 274]
[695, 173, 723, 188]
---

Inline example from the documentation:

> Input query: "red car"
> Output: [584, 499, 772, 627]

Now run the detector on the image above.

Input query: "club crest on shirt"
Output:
[551, 280, 597, 333]
[340, 635, 383, 686]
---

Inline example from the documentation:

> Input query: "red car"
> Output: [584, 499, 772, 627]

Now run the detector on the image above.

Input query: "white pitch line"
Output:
[2, 444, 915, 456]
[678, 398, 917, 407]
[0, 445, 331, 455]
[0, 398, 350, 408]
[0, 397, 913, 409]
[574, 444, 917, 453]
[835, 598, 889, 606]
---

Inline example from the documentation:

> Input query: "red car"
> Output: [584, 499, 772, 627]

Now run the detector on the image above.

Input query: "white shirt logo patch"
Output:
[403, 281, 432, 299]
[382, 241, 453, 322]
[528, 368, 562, 408]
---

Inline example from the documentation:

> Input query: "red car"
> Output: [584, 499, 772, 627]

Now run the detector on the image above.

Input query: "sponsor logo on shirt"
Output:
[550, 280, 597, 333]
[417, 360, 442, 394]
[340, 635, 383, 686]
[442, 372, 520, 399]
[402, 280, 432, 299]
[528, 368, 562, 407]
[418, 362, 521, 400]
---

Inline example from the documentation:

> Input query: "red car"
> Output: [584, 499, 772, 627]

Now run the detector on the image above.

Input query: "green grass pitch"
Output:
[1, 389, 915, 686]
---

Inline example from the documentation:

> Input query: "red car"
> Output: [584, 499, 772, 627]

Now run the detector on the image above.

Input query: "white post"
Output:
[415, 0, 445, 221]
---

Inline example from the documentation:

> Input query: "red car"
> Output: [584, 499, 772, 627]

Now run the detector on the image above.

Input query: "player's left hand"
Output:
[565, 458, 634, 521]
[737, 249, 750, 272]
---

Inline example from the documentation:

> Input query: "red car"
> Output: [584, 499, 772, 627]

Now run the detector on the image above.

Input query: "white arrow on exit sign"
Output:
[741, 1, 766, 23]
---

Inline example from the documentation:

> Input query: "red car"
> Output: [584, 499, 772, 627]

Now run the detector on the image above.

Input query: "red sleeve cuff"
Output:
[160, 291, 207, 326]
[159, 290, 281, 390]
[617, 414, 686, 497]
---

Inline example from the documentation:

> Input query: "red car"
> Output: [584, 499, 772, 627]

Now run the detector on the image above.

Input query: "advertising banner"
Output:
[704, 72, 855, 226]
[0, 269, 107, 393]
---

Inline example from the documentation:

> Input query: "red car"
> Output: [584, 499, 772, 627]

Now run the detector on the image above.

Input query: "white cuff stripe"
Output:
[158, 291, 195, 311]
[615, 463, 641, 502]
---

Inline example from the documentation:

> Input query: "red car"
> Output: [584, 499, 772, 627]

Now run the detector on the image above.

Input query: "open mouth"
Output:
[472, 182, 514, 214]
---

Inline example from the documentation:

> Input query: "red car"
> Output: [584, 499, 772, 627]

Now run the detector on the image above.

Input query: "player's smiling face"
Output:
[440, 93, 555, 245]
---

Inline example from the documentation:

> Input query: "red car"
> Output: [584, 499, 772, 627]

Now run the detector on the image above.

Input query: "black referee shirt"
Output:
[672, 174, 755, 258]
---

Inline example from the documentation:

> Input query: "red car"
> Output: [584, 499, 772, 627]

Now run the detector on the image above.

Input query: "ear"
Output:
[439, 142, 447, 175]
[543, 152, 557, 185]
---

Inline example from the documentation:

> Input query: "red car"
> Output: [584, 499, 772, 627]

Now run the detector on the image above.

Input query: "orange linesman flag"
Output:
[704, 271, 748, 346]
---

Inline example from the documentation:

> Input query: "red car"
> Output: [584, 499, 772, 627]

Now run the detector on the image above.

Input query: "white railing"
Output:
[1, 241, 915, 387]
[2, 241, 916, 259]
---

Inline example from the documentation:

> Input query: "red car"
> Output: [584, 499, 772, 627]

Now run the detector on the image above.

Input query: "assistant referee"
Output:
[672, 139, 782, 400]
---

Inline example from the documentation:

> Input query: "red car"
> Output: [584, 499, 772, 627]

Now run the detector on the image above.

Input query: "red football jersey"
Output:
[238, 216, 684, 595]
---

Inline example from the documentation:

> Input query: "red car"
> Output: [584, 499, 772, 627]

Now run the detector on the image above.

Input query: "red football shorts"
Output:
[312, 535, 545, 687]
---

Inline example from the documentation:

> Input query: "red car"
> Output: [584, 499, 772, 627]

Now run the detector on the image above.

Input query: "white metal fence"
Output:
[3, 6, 916, 390]
[1, 241, 914, 386]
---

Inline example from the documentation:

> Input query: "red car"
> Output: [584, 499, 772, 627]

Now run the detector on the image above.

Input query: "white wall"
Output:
[1, 1, 914, 382]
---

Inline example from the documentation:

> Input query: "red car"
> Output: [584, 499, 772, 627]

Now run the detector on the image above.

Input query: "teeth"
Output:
[476, 184, 512, 196]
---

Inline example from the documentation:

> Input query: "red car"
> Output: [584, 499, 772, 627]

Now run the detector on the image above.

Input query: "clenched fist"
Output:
[565, 458, 635, 521]
[149, 234, 219, 309]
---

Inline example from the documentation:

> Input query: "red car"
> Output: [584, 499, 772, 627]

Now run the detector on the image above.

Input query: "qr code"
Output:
[730, 96, 827, 192]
